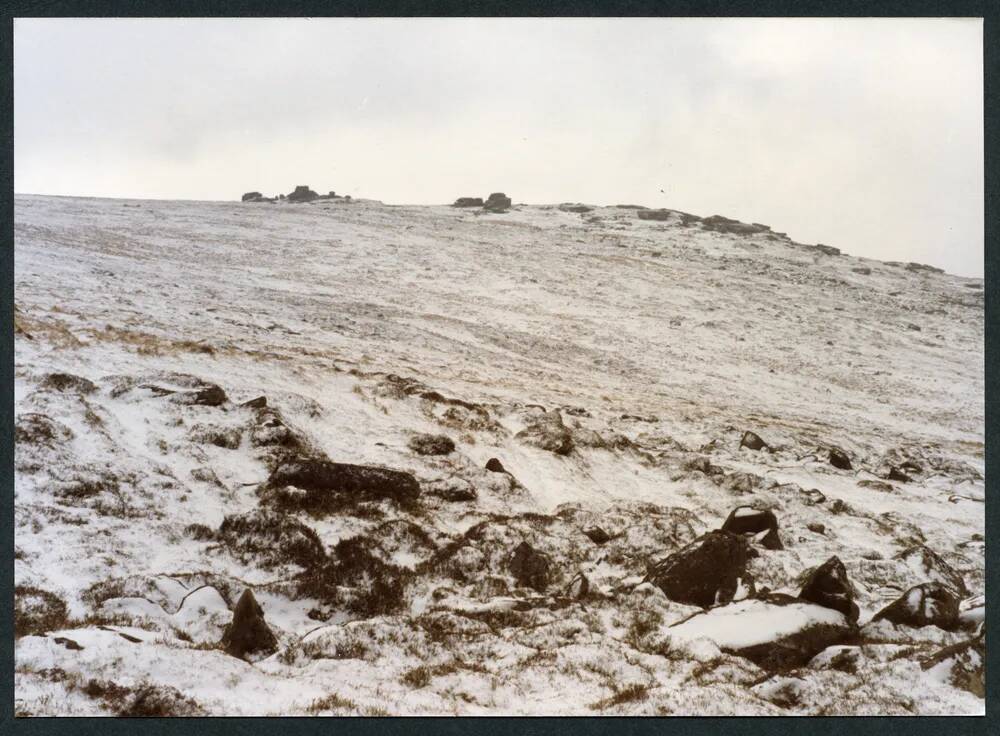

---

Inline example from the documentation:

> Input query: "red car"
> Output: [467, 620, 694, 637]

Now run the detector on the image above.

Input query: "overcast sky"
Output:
[15, 18, 983, 276]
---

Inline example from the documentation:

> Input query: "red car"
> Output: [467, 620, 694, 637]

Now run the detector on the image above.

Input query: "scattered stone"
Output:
[800, 488, 826, 505]
[644, 530, 751, 608]
[39, 372, 98, 394]
[408, 433, 456, 456]
[852, 266, 872, 275]
[515, 410, 573, 455]
[52, 636, 83, 650]
[857, 480, 895, 492]
[739, 430, 769, 452]
[905, 261, 944, 274]
[221, 589, 278, 660]
[828, 447, 852, 470]
[583, 526, 611, 545]
[720, 506, 782, 550]
[453, 197, 484, 207]
[887, 467, 911, 482]
[565, 572, 590, 599]
[798, 556, 859, 622]
[485, 457, 507, 473]
[241, 396, 268, 409]
[483, 192, 512, 212]
[872, 582, 960, 630]
[508, 542, 551, 592]
[806, 523, 825, 535]
[813, 244, 841, 256]
[559, 204, 592, 213]
[241, 191, 263, 202]
[682, 455, 724, 476]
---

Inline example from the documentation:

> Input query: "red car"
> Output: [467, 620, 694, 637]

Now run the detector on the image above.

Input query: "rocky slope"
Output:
[13, 193, 984, 715]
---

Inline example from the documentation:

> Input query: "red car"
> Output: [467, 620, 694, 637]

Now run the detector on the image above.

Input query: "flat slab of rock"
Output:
[668, 598, 852, 670]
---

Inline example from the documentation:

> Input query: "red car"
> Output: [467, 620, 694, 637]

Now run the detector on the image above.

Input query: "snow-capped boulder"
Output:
[871, 582, 960, 630]
[644, 530, 752, 608]
[798, 556, 859, 622]
[893, 545, 968, 597]
[720, 506, 782, 550]
[667, 597, 852, 670]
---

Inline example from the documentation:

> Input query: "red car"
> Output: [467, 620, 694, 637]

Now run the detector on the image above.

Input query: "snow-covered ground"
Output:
[13, 193, 984, 715]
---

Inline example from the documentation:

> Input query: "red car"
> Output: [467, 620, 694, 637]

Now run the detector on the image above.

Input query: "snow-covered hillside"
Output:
[13, 193, 985, 715]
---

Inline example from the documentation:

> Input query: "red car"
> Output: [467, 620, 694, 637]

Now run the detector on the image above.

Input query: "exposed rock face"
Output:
[408, 433, 455, 456]
[720, 506, 782, 551]
[920, 632, 985, 698]
[286, 185, 319, 203]
[483, 193, 512, 212]
[509, 541, 551, 592]
[637, 209, 672, 221]
[828, 447, 853, 470]
[701, 215, 770, 236]
[221, 589, 278, 660]
[133, 375, 228, 407]
[265, 456, 421, 509]
[872, 582, 960, 630]
[798, 556, 859, 622]
[644, 530, 751, 608]
[559, 204, 592, 213]
[515, 410, 573, 456]
[813, 244, 842, 256]
[485, 457, 507, 473]
[453, 197, 484, 207]
[241, 395, 268, 409]
[739, 430, 769, 451]
[241, 192, 263, 202]
[39, 372, 97, 394]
